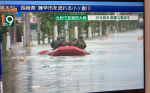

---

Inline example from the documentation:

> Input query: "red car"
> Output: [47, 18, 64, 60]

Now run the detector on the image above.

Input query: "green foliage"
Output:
[16, 24, 23, 36]
[68, 21, 75, 39]
[38, 12, 54, 41]
[78, 12, 87, 34]
[40, 16, 51, 39]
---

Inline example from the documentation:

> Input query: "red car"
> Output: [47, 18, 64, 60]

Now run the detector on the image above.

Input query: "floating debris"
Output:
[43, 65, 49, 67]
[32, 86, 40, 88]
[138, 36, 141, 41]
[18, 57, 24, 61]
[32, 85, 51, 88]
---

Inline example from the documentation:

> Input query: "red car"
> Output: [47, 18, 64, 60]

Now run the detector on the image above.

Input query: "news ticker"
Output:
[1, 14, 138, 27]
[55, 15, 138, 21]
[0, 5, 143, 12]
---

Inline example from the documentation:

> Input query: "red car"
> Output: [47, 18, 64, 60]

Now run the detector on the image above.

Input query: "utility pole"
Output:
[6, 29, 11, 50]
[88, 21, 92, 38]
[117, 12, 119, 32]
[109, 12, 110, 33]
[74, 12, 78, 39]
[74, 21, 78, 39]
[11, 12, 16, 44]
[37, 12, 41, 44]
[26, 12, 31, 47]
[53, 21, 58, 41]
[99, 21, 102, 36]
[23, 12, 27, 47]
[64, 21, 69, 42]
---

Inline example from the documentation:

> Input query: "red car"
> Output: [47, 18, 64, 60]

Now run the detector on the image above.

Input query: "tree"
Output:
[78, 12, 86, 35]
[40, 14, 52, 44]
[68, 20, 75, 40]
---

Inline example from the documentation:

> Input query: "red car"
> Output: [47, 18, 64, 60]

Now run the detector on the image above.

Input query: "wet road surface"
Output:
[1, 29, 144, 93]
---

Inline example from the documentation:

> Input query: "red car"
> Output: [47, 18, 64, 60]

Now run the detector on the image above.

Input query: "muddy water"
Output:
[1, 29, 144, 93]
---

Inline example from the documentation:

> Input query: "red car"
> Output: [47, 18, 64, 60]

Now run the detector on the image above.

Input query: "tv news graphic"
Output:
[2, 15, 14, 27]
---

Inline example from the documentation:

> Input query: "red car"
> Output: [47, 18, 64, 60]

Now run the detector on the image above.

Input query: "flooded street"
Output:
[1, 29, 144, 93]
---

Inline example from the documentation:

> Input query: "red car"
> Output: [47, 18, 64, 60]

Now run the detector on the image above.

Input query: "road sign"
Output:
[64, 21, 68, 29]
[15, 12, 22, 20]
[55, 15, 88, 21]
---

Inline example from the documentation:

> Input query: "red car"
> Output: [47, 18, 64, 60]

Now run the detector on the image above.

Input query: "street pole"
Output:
[26, 12, 31, 47]
[65, 29, 68, 42]
[23, 12, 27, 47]
[37, 12, 41, 45]
[88, 21, 92, 38]
[9, 28, 12, 49]
[6, 32, 10, 50]
[74, 21, 78, 39]
[118, 12, 120, 32]
[11, 12, 17, 44]
[64, 21, 69, 42]
[117, 12, 119, 32]
[74, 12, 78, 39]
[99, 21, 102, 36]
[53, 21, 58, 41]
[109, 12, 110, 33]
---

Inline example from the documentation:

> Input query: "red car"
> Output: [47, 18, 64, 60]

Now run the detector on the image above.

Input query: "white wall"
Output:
[30, 13, 37, 23]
